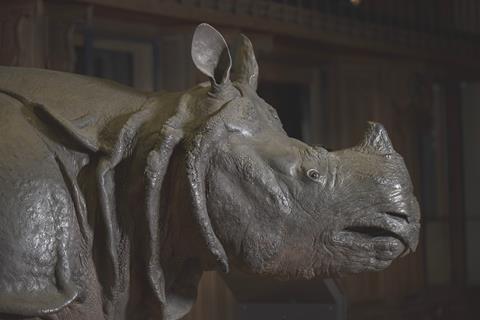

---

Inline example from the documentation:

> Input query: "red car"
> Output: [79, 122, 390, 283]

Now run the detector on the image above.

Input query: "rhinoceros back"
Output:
[0, 66, 148, 151]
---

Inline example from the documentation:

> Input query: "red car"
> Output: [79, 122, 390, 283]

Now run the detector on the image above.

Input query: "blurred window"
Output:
[76, 47, 133, 86]
[257, 82, 310, 140]
[75, 36, 155, 91]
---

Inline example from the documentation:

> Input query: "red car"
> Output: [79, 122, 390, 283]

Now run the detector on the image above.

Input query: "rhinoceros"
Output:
[0, 23, 420, 320]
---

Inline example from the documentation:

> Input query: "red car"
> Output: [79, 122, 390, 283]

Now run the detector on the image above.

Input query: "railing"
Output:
[177, 0, 480, 40]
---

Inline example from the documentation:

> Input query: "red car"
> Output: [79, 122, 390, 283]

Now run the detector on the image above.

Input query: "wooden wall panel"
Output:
[0, 1, 458, 317]
[182, 272, 236, 320]
[44, 2, 92, 72]
[0, 0, 45, 68]
[0, 0, 91, 71]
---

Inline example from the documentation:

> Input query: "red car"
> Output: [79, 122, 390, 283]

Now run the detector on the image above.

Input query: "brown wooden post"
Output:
[0, 0, 46, 67]
[445, 80, 466, 288]
[45, 2, 92, 72]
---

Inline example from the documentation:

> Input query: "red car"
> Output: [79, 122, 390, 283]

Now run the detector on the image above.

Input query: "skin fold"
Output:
[0, 23, 420, 320]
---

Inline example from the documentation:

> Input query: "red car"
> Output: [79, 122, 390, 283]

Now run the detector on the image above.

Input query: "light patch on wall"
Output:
[350, 0, 362, 6]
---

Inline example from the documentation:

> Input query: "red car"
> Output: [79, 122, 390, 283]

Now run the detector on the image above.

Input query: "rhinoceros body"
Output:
[0, 24, 420, 320]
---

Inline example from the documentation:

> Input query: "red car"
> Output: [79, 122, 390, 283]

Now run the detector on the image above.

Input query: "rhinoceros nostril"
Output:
[384, 211, 409, 223]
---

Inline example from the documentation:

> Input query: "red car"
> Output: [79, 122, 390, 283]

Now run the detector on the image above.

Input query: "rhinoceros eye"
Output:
[307, 168, 321, 182]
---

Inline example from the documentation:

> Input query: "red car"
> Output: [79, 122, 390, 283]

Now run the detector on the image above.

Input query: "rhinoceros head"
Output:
[184, 24, 420, 279]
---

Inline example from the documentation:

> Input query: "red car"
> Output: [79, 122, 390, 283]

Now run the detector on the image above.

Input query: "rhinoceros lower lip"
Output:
[342, 225, 409, 257]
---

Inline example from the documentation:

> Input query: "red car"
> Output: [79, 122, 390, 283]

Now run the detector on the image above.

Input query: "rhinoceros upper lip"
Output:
[343, 225, 405, 245]
[383, 211, 409, 223]
[343, 211, 412, 252]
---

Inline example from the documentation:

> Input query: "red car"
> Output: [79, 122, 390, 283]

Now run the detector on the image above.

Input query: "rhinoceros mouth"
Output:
[341, 211, 413, 257]
[344, 225, 407, 249]
[343, 225, 404, 243]
[341, 225, 409, 259]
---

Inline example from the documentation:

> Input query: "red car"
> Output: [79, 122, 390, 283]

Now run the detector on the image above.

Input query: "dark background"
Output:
[1, 0, 479, 319]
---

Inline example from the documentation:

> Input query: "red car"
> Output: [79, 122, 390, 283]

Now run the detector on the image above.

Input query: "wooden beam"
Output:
[72, 0, 480, 69]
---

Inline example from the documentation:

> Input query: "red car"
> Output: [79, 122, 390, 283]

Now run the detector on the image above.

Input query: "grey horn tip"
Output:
[357, 121, 395, 155]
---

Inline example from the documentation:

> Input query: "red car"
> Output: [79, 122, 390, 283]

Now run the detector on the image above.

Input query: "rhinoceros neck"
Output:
[105, 93, 217, 319]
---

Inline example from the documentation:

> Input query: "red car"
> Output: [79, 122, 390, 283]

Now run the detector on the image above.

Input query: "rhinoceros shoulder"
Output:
[0, 66, 150, 151]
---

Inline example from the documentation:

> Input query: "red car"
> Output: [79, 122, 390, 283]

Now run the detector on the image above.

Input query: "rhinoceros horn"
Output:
[232, 34, 259, 90]
[356, 122, 395, 155]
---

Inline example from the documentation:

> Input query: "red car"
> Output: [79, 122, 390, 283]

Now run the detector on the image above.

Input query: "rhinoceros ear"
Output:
[232, 34, 259, 90]
[192, 23, 232, 89]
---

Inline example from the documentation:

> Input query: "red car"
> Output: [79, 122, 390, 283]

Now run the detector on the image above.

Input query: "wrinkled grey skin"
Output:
[0, 24, 420, 320]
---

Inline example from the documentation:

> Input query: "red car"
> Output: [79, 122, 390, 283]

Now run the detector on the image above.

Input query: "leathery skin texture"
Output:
[0, 23, 420, 320]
